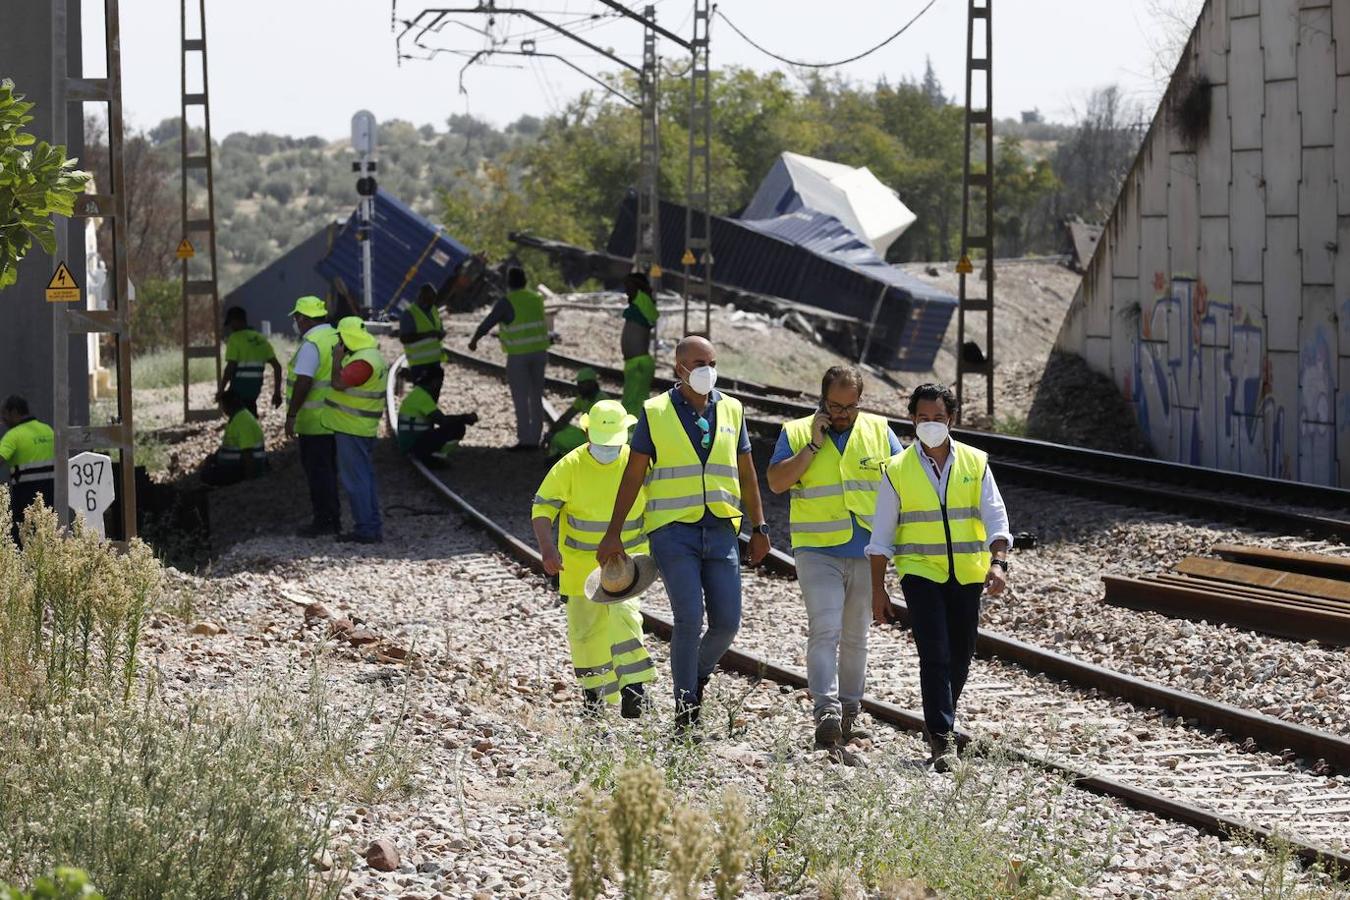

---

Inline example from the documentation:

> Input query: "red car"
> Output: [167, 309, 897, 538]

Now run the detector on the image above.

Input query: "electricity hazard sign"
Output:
[681, 249, 696, 266]
[176, 238, 195, 259]
[46, 261, 81, 302]
[955, 255, 974, 275]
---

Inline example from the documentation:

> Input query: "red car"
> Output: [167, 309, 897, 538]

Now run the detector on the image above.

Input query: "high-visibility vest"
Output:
[886, 441, 990, 585]
[286, 325, 340, 436]
[218, 409, 267, 466]
[397, 385, 437, 451]
[783, 412, 891, 550]
[498, 289, 550, 356]
[531, 444, 648, 597]
[642, 392, 743, 532]
[1, 418, 55, 485]
[321, 347, 388, 438]
[224, 328, 276, 402]
[403, 303, 444, 367]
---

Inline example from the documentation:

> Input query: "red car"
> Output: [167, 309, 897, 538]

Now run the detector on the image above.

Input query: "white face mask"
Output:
[915, 421, 950, 449]
[683, 365, 718, 396]
[588, 443, 622, 464]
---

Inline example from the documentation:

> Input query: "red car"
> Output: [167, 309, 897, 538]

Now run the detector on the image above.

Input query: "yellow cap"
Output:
[580, 398, 637, 447]
[290, 295, 328, 318]
[336, 316, 377, 351]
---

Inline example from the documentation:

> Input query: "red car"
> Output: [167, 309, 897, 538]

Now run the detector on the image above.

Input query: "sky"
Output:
[81, 0, 1188, 141]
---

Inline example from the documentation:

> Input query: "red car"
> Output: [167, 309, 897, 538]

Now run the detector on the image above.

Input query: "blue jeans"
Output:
[335, 433, 382, 539]
[648, 521, 741, 704]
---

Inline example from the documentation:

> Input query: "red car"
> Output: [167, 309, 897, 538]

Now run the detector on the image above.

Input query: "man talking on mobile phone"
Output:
[766, 366, 902, 753]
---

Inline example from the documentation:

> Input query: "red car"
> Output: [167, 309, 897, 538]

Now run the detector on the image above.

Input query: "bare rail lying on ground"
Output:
[388, 352, 1350, 874]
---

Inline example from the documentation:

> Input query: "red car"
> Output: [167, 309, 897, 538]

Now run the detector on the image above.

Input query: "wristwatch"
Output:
[806, 442, 820, 454]
[753, 523, 770, 536]
[991, 558, 1009, 573]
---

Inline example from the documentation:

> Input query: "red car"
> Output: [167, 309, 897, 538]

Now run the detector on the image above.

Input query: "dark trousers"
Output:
[298, 434, 341, 531]
[9, 481, 53, 545]
[411, 420, 468, 461]
[902, 574, 982, 741]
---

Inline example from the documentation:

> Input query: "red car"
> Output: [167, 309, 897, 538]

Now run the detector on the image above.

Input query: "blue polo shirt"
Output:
[631, 387, 752, 529]
[769, 423, 903, 557]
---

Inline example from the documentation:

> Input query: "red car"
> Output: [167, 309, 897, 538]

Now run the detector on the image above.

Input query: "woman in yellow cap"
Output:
[531, 399, 658, 718]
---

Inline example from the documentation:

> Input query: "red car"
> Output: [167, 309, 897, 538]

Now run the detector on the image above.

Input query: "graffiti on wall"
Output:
[1127, 272, 1319, 482]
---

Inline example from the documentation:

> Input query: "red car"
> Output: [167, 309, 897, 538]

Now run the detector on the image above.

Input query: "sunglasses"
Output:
[696, 415, 711, 449]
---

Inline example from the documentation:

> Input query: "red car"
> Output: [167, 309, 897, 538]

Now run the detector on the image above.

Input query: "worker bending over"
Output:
[532, 399, 657, 718]
[1, 395, 54, 543]
[220, 306, 283, 416]
[201, 388, 268, 486]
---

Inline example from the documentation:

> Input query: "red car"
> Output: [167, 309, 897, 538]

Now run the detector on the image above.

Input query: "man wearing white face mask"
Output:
[598, 335, 771, 738]
[532, 399, 658, 718]
[865, 383, 1011, 772]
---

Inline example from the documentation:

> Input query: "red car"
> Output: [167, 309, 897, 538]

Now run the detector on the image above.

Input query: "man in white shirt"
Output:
[284, 296, 342, 536]
[865, 383, 1011, 771]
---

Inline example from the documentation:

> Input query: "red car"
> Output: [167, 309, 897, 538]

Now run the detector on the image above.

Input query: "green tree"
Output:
[0, 79, 90, 291]
[993, 137, 1060, 257]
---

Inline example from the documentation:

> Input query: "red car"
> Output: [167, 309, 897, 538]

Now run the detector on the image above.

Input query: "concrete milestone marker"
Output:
[68, 451, 115, 538]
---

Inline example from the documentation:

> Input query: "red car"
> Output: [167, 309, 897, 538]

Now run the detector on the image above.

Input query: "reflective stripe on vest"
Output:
[887, 441, 990, 585]
[642, 393, 743, 532]
[286, 326, 340, 435]
[498, 289, 550, 355]
[12, 464, 55, 484]
[783, 412, 890, 550]
[405, 304, 444, 366]
[531, 445, 648, 597]
[321, 347, 389, 438]
[217, 449, 267, 463]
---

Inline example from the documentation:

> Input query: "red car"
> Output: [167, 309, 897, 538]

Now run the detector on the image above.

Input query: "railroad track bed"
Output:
[380, 359, 1350, 895]
[428, 350, 1350, 741]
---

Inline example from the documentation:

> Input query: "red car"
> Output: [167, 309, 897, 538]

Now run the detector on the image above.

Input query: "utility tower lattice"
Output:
[180, 0, 223, 423]
[682, 0, 712, 337]
[51, 0, 138, 538]
[956, 0, 995, 421]
[635, 4, 661, 292]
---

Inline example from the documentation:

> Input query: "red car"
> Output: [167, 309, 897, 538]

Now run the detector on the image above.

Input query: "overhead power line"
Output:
[714, 0, 941, 69]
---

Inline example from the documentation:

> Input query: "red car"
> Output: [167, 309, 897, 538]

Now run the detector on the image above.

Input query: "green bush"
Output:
[129, 278, 182, 354]
[0, 868, 103, 900]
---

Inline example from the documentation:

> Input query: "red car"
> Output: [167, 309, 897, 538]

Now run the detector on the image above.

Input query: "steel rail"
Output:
[386, 353, 1350, 873]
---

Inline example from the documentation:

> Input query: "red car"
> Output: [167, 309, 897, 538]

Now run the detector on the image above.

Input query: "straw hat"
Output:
[584, 554, 659, 604]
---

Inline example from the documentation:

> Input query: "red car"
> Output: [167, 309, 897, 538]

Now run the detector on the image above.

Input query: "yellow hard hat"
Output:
[336, 316, 377, 351]
[290, 295, 328, 318]
[580, 398, 637, 447]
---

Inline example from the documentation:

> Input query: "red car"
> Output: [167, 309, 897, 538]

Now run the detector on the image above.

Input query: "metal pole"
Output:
[361, 175, 374, 312]
[52, 0, 70, 527]
[859, 283, 887, 365]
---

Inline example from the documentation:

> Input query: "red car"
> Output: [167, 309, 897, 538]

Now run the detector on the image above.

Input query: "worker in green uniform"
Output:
[620, 272, 659, 416]
[220, 307, 283, 417]
[542, 367, 607, 459]
[201, 389, 268, 486]
[396, 369, 478, 466]
[0, 395, 54, 544]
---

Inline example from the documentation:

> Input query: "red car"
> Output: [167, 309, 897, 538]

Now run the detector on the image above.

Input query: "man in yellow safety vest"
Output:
[468, 266, 551, 450]
[542, 367, 606, 459]
[867, 383, 1011, 772]
[620, 272, 659, 416]
[597, 335, 771, 737]
[219, 306, 283, 416]
[1, 395, 54, 544]
[532, 399, 658, 718]
[200, 389, 268, 486]
[766, 365, 903, 752]
[399, 282, 447, 399]
[322, 317, 388, 544]
[284, 296, 343, 536]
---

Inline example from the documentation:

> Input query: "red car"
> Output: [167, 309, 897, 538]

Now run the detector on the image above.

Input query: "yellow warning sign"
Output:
[649, 265, 663, 278]
[45, 261, 81, 303]
[955, 255, 974, 275]
[681, 249, 696, 266]
[176, 238, 195, 260]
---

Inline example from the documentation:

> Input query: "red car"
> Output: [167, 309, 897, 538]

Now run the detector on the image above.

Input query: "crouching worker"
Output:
[531, 399, 657, 718]
[397, 371, 478, 467]
[543, 367, 606, 459]
[201, 389, 268, 486]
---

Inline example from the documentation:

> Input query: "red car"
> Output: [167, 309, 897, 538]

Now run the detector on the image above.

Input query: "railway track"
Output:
[531, 347, 1350, 542]
[390, 352, 1350, 875]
